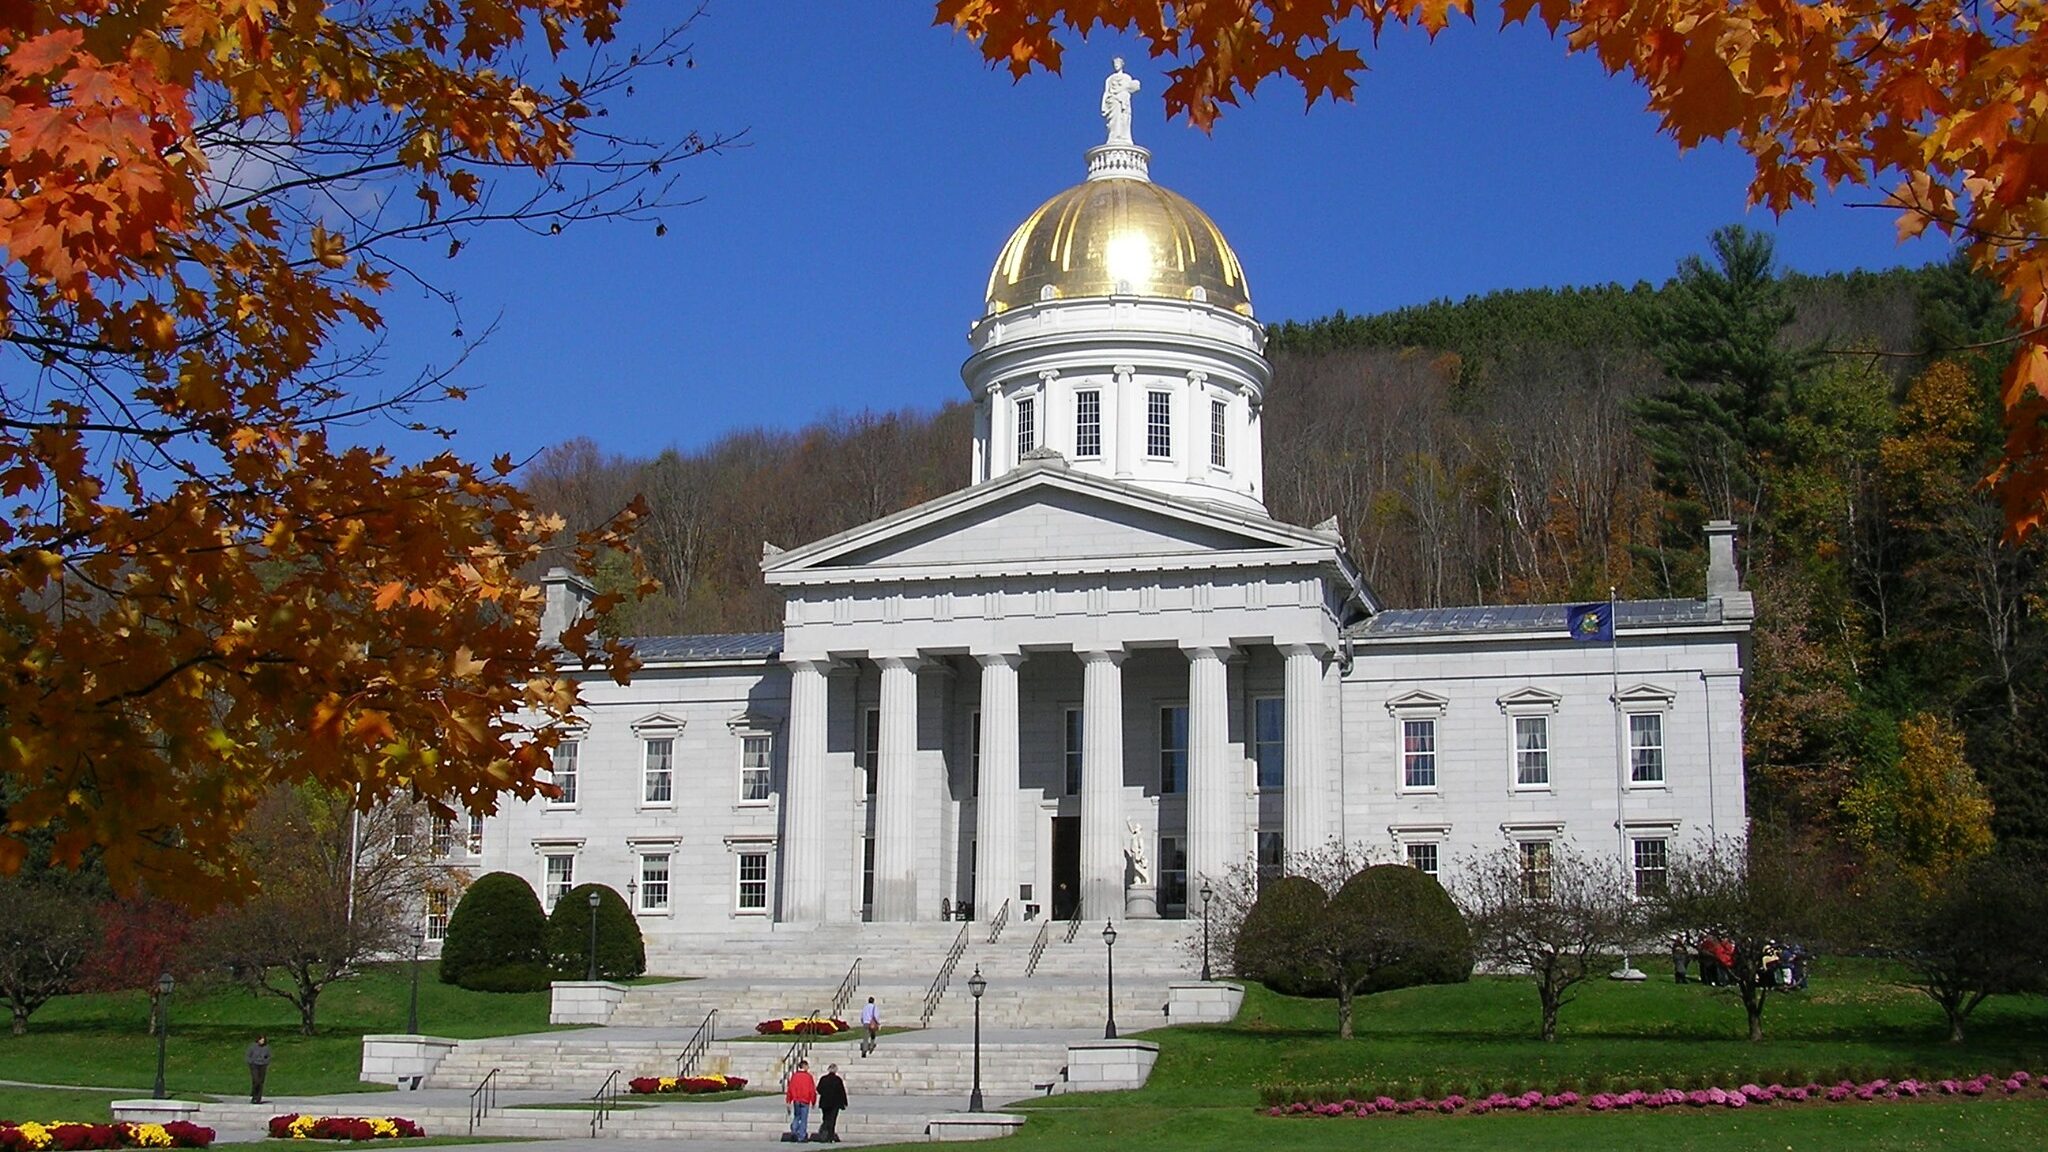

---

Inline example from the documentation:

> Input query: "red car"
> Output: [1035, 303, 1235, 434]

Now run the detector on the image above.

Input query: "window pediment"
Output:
[726, 707, 785, 733]
[631, 711, 687, 734]
[1497, 687, 1562, 715]
[1385, 688, 1449, 717]
[1613, 683, 1676, 710]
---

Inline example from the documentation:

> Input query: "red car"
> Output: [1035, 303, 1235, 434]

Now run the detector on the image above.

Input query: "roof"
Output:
[1351, 598, 1724, 640]
[618, 633, 784, 663]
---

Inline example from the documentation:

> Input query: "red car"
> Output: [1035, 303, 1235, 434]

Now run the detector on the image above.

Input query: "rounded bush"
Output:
[439, 871, 548, 989]
[459, 962, 554, 993]
[1235, 875, 1332, 995]
[546, 883, 645, 980]
[1331, 864, 1473, 993]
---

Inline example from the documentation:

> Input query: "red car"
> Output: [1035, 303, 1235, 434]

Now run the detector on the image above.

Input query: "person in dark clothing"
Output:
[1670, 934, 1690, 984]
[246, 1036, 272, 1104]
[814, 1063, 847, 1143]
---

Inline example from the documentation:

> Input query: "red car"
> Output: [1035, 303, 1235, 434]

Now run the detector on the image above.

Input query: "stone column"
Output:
[872, 655, 921, 922]
[1080, 648, 1126, 919]
[1281, 644, 1327, 863]
[1185, 646, 1233, 888]
[975, 653, 1024, 923]
[779, 659, 830, 922]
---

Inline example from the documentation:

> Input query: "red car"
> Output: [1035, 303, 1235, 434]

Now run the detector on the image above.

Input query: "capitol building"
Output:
[464, 70, 1752, 963]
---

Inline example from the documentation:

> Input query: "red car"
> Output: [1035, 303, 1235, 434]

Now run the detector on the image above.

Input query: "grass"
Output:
[0, 963, 557, 1098]
[0, 1087, 140, 1123]
[880, 957, 2048, 1150]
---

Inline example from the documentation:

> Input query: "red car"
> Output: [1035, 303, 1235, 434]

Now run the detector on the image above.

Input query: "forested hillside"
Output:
[524, 231, 2045, 863]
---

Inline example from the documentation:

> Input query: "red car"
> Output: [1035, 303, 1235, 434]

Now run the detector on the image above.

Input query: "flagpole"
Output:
[1610, 585, 1643, 981]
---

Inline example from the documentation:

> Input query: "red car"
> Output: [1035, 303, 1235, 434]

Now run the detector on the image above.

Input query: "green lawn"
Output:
[0, 1087, 142, 1124]
[872, 958, 2048, 1151]
[0, 963, 556, 1098]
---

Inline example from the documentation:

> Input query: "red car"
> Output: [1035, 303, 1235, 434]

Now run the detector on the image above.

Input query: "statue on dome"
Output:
[1101, 58, 1141, 146]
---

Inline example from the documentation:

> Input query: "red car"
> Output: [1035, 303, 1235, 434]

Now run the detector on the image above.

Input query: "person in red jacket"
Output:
[785, 1060, 818, 1143]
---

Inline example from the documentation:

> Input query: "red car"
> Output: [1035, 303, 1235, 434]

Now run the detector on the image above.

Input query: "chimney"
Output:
[540, 567, 597, 648]
[1703, 521, 1754, 622]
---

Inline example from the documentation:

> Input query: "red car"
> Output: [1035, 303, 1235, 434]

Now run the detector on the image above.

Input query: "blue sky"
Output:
[367, 4, 1949, 468]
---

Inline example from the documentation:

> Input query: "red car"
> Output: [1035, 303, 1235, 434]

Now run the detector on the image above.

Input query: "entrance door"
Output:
[1051, 815, 1080, 920]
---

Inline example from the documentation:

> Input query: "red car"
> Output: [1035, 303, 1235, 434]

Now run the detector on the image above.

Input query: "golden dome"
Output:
[985, 176, 1253, 318]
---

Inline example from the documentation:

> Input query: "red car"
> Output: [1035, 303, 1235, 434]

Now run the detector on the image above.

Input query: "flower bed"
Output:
[1, 1122, 214, 1151]
[754, 1017, 847, 1036]
[628, 1074, 749, 1095]
[265, 1116, 425, 1142]
[1264, 1070, 2043, 1119]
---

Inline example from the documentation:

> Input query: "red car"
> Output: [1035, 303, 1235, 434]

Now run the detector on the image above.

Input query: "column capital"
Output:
[782, 655, 840, 675]
[1077, 647, 1127, 666]
[1277, 642, 1332, 661]
[1037, 368, 1060, 383]
[1183, 644, 1235, 663]
[974, 650, 1027, 670]
[872, 653, 926, 673]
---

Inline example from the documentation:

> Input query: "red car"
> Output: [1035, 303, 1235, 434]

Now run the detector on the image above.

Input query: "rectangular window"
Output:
[1629, 713, 1665, 783]
[737, 852, 769, 912]
[467, 814, 484, 855]
[424, 888, 450, 941]
[969, 710, 981, 799]
[1406, 842, 1439, 876]
[1256, 830, 1285, 890]
[740, 734, 773, 802]
[549, 741, 579, 805]
[1064, 708, 1084, 796]
[1016, 396, 1037, 457]
[1253, 697, 1285, 789]
[644, 737, 674, 804]
[861, 708, 881, 796]
[1146, 390, 1172, 458]
[1515, 716, 1551, 787]
[545, 853, 575, 909]
[1160, 835, 1188, 914]
[640, 853, 671, 911]
[393, 813, 415, 858]
[1402, 719, 1438, 789]
[1075, 391, 1102, 458]
[430, 818, 453, 858]
[1519, 840, 1553, 899]
[1159, 705, 1189, 794]
[1633, 838, 1669, 897]
[1209, 399, 1228, 469]
[861, 836, 875, 914]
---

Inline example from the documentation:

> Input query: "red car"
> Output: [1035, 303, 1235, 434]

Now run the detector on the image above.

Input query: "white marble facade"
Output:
[465, 80, 1751, 965]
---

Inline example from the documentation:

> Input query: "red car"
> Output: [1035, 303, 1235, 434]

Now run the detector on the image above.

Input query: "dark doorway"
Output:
[1052, 815, 1080, 919]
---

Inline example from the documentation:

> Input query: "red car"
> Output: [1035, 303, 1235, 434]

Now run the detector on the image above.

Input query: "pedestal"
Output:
[1123, 888, 1158, 919]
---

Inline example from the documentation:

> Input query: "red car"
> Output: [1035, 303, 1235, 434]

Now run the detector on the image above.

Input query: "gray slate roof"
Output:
[620, 632, 784, 663]
[1353, 598, 1721, 640]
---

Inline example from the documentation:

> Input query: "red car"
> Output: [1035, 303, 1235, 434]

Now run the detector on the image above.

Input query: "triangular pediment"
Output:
[763, 465, 1342, 577]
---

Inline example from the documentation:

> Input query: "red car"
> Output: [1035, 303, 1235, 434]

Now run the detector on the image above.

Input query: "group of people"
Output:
[1670, 935, 1811, 989]
[782, 996, 883, 1142]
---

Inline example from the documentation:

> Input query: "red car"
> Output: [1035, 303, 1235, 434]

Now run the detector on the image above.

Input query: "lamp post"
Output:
[151, 971, 174, 1099]
[1199, 882, 1214, 982]
[406, 928, 424, 1035]
[1102, 921, 1118, 1040]
[627, 878, 638, 916]
[585, 889, 602, 981]
[966, 966, 987, 1113]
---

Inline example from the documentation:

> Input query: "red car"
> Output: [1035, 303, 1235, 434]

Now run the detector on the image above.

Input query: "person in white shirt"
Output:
[859, 997, 880, 1057]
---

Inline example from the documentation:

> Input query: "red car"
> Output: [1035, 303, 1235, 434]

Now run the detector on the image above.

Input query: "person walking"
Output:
[1670, 934, 1690, 984]
[814, 1062, 847, 1143]
[784, 1059, 817, 1143]
[859, 997, 881, 1057]
[245, 1035, 272, 1104]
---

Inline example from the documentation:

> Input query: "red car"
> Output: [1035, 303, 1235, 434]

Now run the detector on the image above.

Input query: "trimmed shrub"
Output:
[459, 963, 554, 993]
[439, 872, 548, 990]
[1330, 864, 1473, 993]
[545, 883, 645, 980]
[1234, 875, 1330, 995]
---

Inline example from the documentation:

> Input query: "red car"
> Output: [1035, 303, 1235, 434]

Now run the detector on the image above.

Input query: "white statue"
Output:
[1101, 58, 1141, 146]
[1124, 819, 1151, 887]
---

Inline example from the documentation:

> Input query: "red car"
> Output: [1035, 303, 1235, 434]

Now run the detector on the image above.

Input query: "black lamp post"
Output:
[627, 878, 638, 916]
[151, 970, 174, 1099]
[406, 928, 424, 1035]
[585, 889, 602, 981]
[1102, 921, 1118, 1040]
[966, 966, 987, 1113]
[1199, 882, 1214, 982]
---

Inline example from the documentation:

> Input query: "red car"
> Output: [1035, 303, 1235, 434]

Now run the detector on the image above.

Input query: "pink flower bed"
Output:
[1267, 1070, 2041, 1119]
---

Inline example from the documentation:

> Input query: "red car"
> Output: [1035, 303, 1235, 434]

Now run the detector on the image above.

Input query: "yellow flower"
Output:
[288, 1115, 319, 1139]
[15, 1122, 52, 1150]
[367, 1119, 397, 1138]
[131, 1123, 174, 1148]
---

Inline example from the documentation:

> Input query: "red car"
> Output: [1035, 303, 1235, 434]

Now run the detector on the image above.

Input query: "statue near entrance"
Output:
[1124, 819, 1159, 918]
[1101, 58, 1141, 146]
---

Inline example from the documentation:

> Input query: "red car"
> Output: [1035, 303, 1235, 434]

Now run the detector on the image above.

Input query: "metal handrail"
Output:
[674, 1009, 719, 1079]
[1023, 920, 1051, 978]
[782, 1011, 826, 1081]
[918, 921, 971, 1028]
[589, 1068, 623, 1137]
[985, 898, 1011, 945]
[467, 1067, 500, 1135]
[828, 958, 862, 1019]
[1063, 898, 1086, 944]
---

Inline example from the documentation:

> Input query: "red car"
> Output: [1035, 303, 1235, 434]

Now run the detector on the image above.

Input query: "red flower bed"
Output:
[264, 1116, 424, 1142]
[0, 1122, 214, 1150]
[627, 1074, 749, 1095]
[754, 1017, 847, 1036]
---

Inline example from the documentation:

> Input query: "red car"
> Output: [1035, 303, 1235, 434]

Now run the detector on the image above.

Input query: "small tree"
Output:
[0, 880, 98, 1035]
[1659, 831, 1835, 1042]
[546, 884, 645, 980]
[75, 898, 202, 1036]
[1232, 875, 1330, 995]
[441, 872, 551, 991]
[1459, 843, 1642, 1042]
[1204, 839, 1383, 977]
[1876, 851, 2048, 1042]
